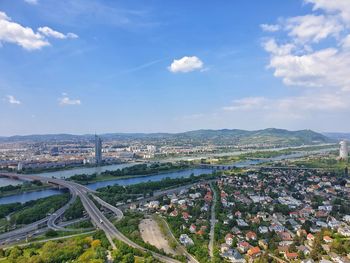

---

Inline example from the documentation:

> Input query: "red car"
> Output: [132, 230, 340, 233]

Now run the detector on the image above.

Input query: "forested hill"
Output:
[173, 128, 332, 146]
[0, 128, 333, 146]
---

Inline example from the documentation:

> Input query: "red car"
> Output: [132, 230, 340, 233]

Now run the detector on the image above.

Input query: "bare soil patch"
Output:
[139, 218, 177, 255]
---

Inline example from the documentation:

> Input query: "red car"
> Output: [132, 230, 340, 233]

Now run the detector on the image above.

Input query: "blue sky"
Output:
[1, 0, 350, 135]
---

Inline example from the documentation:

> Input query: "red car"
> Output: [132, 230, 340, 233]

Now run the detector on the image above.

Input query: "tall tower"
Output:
[339, 140, 348, 160]
[95, 135, 102, 165]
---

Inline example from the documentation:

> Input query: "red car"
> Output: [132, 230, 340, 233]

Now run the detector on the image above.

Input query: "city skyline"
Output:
[1, 0, 350, 135]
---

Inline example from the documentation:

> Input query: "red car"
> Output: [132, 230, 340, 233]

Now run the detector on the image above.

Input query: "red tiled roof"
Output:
[247, 246, 261, 256]
[286, 252, 298, 259]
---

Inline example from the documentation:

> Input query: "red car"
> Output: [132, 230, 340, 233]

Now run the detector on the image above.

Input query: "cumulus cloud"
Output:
[6, 95, 21, 105]
[38, 27, 78, 39]
[261, 0, 350, 91]
[0, 11, 77, 50]
[222, 93, 349, 121]
[0, 11, 49, 50]
[24, 0, 38, 4]
[341, 34, 350, 49]
[168, 56, 203, 73]
[223, 94, 350, 112]
[58, 95, 81, 106]
[202, 0, 350, 128]
[285, 15, 343, 43]
[305, 0, 350, 23]
[222, 97, 268, 111]
[263, 39, 295, 56]
[260, 24, 280, 32]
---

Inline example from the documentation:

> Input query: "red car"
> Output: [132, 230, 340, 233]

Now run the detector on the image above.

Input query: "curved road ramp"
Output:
[0, 172, 181, 263]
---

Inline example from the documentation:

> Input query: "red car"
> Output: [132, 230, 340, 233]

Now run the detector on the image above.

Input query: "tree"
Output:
[45, 229, 58, 238]
[122, 253, 134, 263]
[91, 239, 101, 249]
[7, 247, 23, 261]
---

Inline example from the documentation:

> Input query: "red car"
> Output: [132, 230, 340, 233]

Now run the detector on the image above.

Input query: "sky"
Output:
[1, 0, 350, 135]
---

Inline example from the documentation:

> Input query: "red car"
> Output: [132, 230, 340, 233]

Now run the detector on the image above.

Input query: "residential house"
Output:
[225, 233, 234, 246]
[246, 231, 257, 241]
[323, 236, 333, 243]
[307, 233, 315, 246]
[247, 246, 261, 259]
[179, 234, 194, 246]
[237, 241, 250, 253]
[285, 252, 298, 261]
[221, 249, 245, 263]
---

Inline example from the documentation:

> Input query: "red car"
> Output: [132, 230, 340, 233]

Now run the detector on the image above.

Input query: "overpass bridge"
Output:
[197, 163, 236, 170]
[0, 172, 180, 263]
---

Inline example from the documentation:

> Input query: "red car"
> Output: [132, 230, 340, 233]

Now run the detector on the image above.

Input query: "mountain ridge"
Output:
[0, 128, 333, 146]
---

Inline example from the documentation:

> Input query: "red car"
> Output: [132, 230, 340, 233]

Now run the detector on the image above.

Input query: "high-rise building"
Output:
[17, 162, 23, 171]
[95, 135, 102, 165]
[339, 140, 348, 160]
[50, 146, 59, 156]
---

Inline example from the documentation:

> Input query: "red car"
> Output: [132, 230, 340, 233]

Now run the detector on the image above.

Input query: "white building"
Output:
[17, 162, 23, 171]
[179, 234, 194, 246]
[339, 140, 348, 160]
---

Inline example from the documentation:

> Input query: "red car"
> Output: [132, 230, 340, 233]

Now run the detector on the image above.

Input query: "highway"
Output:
[0, 217, 48, 243]
[1, 230, 97, 250]
[47, 191, 77, 231]
[0, 218, 91, 245]
[0, 172, 181, 263]
[118, 179, 218, 210]
[208, 182, 217, 259]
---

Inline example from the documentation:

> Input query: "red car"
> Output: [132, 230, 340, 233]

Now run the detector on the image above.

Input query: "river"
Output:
[0, 168, 212, 205]
[0, 163, 138, 187]
[233, 152, 306, 167]
[0, 148, 334, 205]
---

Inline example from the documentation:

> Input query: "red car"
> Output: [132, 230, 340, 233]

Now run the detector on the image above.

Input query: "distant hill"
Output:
[175, 128, 333, 146]
[322, 132, 350, 141]
[0, 128, 333, 146]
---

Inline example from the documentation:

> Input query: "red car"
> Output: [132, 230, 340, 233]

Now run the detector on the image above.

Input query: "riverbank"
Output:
[211, 144, 337, 165]
[17, 161, 134, 175]
[0, 184, 54, 198]
[0, 168, 213, 205]
[70, 166, 196, 184]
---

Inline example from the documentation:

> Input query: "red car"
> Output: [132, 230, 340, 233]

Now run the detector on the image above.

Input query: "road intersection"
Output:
[0, 172, 180, 263]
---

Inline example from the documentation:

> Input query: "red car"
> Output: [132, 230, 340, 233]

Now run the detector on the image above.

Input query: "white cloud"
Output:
[58, 96, 81, 106]
[286, 15, 343, 43]
[24, 0, 38, 5]
[168, 56, 203, 73]
[268, 47, 350, 90]
[260, 24, 280, 32]
[305, 0, 350, 23]
[0, 11, 78, 50]
[6, 95, 21, 105]
[205, 0, 350, 130]
[263, 39, 295, 56]
[38, 27, 78, 39]
[66, 32, 78, 39]
[0, 11, 49, 50]
[222, 93, 349, 121]
[261, 0, 350, 91]
[341, 34, 350, 49]
[222, 97, 268, 111]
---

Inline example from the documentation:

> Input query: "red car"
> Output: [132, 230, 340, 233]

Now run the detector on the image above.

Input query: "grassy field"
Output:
[287, 154, 349, 170]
